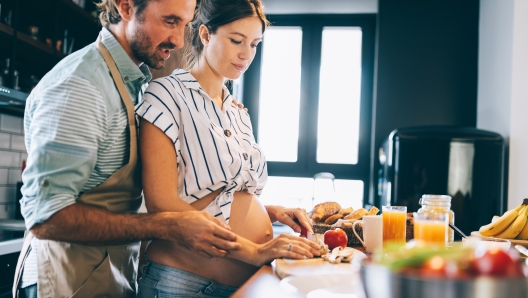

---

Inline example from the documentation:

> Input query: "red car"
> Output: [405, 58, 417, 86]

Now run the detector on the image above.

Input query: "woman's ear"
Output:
[198, 24, 210, 47]
[115, 0, 134, 22]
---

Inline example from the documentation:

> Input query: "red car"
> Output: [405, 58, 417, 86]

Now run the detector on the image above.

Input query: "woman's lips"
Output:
[233, 63, 246, 71]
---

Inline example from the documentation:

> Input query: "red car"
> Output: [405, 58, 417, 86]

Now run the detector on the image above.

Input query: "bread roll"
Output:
[324, 213, 344, 225]
[311, 202, 342, 222]
[338, 207, 354, 216]
[344, 208, 368, 220]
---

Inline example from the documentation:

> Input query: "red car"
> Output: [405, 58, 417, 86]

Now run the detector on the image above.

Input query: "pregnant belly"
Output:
[145, 191, 273, 287]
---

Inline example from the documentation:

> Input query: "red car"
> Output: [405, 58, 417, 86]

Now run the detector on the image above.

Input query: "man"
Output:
[13, 0, 241, 297]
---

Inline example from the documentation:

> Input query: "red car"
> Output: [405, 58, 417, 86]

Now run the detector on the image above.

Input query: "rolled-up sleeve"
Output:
[21, 75, 107, 229]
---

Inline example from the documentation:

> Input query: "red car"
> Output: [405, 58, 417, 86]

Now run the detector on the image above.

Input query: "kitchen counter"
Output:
[0, 220, 25, 255]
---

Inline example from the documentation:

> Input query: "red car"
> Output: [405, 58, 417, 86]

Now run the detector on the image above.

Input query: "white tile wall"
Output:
[0, 113, 26, 220]
[0, 150, 21, 167]
[0, 133, 9, 149]
[8, 169, 21, 185]
[0, 114, 23, 133]
[10, 134, 25, 151]
[0, 169, 8, 185]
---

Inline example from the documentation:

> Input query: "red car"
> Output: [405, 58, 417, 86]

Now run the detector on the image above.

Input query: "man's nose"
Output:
[169, 27, 185, 49]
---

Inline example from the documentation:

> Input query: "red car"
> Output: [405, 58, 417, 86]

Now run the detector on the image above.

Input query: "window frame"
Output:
[242, 14, 376, 204]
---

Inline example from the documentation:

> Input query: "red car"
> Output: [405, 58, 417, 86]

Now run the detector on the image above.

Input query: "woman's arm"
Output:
[140, 119, 321, 266]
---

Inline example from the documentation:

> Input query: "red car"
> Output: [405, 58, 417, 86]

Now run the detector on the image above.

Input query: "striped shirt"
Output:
[135, 69, 267, 223]
[20, 28, 151, 287]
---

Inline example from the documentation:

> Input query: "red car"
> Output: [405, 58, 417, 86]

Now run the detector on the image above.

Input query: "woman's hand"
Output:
[253, 234, 322, 266]
[265, 205, 313, 234]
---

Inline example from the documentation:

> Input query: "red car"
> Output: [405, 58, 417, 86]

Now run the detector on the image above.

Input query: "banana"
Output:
[495, 205, 528, 239]
[492, 216, 500, 223]
[479, 203, 525, 237]
[516, 215, 528, 240]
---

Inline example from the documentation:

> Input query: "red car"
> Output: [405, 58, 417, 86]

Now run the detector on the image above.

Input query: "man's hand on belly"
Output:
[158, 210, 241, 258]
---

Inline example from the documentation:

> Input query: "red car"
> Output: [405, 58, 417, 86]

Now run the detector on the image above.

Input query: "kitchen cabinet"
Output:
[0, 0, 100, 116]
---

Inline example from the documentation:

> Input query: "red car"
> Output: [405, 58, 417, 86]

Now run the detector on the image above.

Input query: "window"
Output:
[243, 15, 375, 209]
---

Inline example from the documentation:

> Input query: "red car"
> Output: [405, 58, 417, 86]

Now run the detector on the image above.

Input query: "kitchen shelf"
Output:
[60, 0, 97, 23]
[16, 32, 54, 54]
[0, 23, 14, 36]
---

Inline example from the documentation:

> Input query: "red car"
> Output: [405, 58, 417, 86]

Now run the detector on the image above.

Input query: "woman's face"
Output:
[202, 16, 263, 80]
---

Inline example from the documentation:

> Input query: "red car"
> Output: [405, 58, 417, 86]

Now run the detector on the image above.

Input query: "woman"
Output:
[135, 0, 321, 297]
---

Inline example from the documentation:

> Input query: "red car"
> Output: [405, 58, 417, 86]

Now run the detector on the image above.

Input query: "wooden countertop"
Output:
[231, 265, 300, 298]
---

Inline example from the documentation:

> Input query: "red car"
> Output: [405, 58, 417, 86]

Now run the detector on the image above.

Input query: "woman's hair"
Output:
[184, 0, 270, 69]
[97, 0, 152, 28]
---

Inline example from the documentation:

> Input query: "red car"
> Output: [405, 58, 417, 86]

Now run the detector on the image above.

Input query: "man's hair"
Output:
[97, 0, 153, 28]
[184, 0, 270, 69]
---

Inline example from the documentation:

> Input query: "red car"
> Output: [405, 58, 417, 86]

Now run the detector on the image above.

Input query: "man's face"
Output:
[128, 0, 195, 69]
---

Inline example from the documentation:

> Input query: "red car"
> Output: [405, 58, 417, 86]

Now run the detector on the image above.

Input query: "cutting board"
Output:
[273, 249, 367, 279]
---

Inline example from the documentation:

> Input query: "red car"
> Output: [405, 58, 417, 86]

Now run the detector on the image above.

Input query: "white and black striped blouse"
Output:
[135, 69, 267, 223]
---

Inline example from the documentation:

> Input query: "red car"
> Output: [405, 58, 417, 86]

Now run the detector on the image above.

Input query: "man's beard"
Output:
[130, 26, 175, 70]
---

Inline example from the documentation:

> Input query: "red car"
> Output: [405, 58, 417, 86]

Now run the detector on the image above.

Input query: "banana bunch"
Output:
[479, 199, 528, 239]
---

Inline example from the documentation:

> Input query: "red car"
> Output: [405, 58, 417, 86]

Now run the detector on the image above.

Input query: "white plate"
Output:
[280, 273, 356, 296]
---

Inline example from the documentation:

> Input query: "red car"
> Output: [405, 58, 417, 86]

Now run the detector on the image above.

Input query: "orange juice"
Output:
[414, 220, 447, 244]
[382, 207, 407, 243]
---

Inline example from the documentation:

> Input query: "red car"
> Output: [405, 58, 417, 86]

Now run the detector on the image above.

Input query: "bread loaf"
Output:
[311, 202, 342, 222]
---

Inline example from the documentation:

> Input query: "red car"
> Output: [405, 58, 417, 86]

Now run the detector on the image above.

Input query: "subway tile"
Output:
[8, 168, 21, 185]
[0, 169, 8, 185]
[0, 186, 16, 203]
[0, 150, 21, 167]
[10, 134, 26, 151]
[0, 114, 23, 133]
[0, 133, 9, 149]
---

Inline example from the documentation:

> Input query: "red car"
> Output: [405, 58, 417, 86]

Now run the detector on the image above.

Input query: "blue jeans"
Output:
[138, 261, 238, 298]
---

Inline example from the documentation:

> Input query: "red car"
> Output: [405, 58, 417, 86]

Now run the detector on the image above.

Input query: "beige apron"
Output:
[13, 36, 143, 298]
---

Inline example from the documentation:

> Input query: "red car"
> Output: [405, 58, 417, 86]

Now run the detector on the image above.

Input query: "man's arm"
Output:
[30, 203, 240, 258]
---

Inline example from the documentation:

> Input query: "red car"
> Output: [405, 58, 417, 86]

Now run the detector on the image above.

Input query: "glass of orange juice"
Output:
[382, 206, 407, 243]
[413, 212, 448, 245]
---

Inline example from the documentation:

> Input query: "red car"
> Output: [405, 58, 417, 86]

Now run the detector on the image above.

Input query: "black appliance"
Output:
[378, 126, 505, 237]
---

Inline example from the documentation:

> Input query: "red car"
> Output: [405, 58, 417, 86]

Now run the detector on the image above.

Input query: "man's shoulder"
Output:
[46, 43, 109, 87]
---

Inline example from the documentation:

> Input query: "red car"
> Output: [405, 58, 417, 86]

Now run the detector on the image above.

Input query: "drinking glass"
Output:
[382, 206, 407, 243]
[413, 212, 448, 245]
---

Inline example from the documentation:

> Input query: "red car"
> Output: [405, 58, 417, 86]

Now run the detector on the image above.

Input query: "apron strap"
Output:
[95, 35, 138, 165]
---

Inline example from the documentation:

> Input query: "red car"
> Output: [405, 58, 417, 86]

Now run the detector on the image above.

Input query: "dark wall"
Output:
[368, 0, 480, 205]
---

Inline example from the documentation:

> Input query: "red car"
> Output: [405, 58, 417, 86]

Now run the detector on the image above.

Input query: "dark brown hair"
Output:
[97, 0, 153, 27]
[184, 0, 270, 69]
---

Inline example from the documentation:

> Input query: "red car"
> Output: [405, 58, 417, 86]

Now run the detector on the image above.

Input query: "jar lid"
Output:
[419, 194, 452, 205]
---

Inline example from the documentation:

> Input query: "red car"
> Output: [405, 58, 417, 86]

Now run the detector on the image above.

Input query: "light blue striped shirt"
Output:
[136, 69, 267, 224]
[20, 27, 151, 287]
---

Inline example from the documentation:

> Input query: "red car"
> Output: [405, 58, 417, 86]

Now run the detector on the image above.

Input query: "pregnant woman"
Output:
[135, 0, 321, 296]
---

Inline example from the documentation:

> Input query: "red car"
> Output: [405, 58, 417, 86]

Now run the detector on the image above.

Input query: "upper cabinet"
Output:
[0, 0, 100, 115]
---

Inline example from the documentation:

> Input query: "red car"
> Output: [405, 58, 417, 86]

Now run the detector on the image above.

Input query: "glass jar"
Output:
[417, 194, 455, 244]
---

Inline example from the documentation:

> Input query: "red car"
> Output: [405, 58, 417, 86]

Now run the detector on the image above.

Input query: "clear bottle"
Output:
[417, 194, 455, 244]
[1, 58, 9, 87]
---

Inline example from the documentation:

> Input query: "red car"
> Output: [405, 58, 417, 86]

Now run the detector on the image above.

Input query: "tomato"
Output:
[295, 219, 308, 238]
[299, 224, 308, 238]
[324, 229, 348, 250]
[420, 256, 473, 279]
[471, 248, 523, 277]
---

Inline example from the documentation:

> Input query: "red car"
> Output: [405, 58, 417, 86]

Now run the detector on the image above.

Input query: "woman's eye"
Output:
[230, 39, 242, 45]
[165, 21, 175, 26]
[251, 43, 260, 48]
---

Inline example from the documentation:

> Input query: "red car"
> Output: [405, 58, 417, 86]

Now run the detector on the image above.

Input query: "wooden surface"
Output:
[232, 247, 368, 297]
[231, 265, 300, 298]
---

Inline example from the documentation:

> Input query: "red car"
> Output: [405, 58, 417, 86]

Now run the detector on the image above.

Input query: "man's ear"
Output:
[115, 0, 134, 22]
